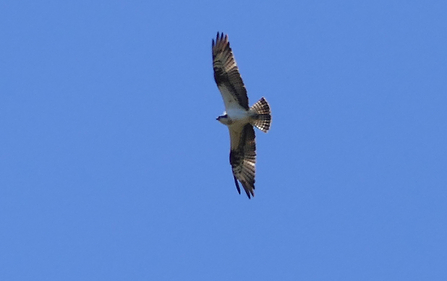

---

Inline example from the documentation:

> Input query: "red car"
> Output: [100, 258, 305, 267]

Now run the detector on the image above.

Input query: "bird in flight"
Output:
[212, 32, 272, 199]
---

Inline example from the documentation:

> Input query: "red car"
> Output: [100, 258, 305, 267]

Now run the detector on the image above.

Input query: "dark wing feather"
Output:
[229, 124, 256, 198]
[212, 32, 249, 110]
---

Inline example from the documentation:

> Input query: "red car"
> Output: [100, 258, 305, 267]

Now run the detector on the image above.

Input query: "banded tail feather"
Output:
[250, 97, 272, 133]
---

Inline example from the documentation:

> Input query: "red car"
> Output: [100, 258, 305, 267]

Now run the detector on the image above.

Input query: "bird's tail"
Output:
[249, 97, 271, 133]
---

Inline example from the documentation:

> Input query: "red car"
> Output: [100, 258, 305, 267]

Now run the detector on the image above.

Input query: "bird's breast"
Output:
[226, 108, 250, 124]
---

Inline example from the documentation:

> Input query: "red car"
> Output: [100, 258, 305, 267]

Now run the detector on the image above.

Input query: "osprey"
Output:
[212, 32, 272, 198]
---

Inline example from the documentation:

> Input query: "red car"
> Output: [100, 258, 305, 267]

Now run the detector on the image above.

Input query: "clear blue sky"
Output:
[1, 1, 446, 280]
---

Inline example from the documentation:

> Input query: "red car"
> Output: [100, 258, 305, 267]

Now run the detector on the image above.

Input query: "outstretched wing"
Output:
[229, 124, 256, 198]
[212, 32, 249, 110]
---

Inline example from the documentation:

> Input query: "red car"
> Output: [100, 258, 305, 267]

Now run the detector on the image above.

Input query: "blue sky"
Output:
[1, 1, 447, 280]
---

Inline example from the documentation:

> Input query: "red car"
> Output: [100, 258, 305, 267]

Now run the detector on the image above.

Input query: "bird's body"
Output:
[217, 108, 251, 126]
[212, 32, 272, 198]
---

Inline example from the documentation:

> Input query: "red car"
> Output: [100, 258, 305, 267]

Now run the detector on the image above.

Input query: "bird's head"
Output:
[216, 114, 230, 125]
